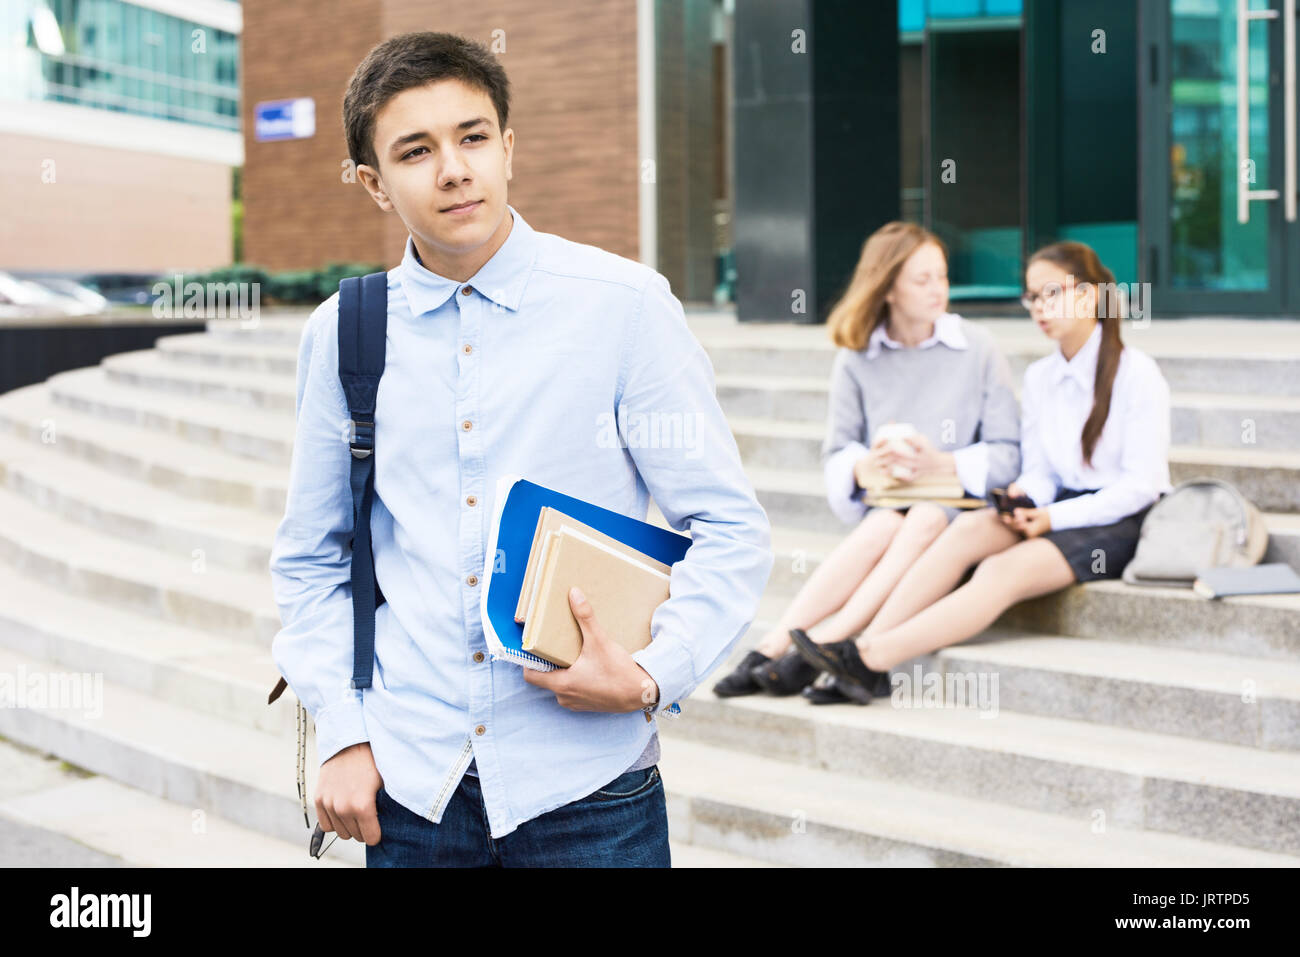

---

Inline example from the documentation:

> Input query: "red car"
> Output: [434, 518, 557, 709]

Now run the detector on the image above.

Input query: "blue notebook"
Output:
[478, 475, 692, 714]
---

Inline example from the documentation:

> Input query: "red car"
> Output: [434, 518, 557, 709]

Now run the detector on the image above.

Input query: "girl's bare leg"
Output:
[864, 507, 1021, 638]
[752, 508, 904, 658]
[803, 503, 952, 645]
[858, 538, 1076, 671]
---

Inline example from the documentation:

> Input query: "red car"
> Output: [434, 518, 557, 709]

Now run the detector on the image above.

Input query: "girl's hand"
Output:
[900, 433, 954, 476]
[1001, 506, 1052, 538]
[1006, 481, 1028, 499]
[854, 450, 888, 488]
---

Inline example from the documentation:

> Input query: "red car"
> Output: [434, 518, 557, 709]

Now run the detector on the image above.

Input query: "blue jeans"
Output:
[365, 764, 670, 867]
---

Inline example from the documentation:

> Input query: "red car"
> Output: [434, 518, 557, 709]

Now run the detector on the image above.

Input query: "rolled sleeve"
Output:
[977, 345, 1022, 494]
[268, 296, 371, 766]
[821, 350, 870, 525]
[618, 273, 775, 716]
[1013, 365, 1059, 507]
[1045, 361, 1171, 531]
[952, 442, 990, 498]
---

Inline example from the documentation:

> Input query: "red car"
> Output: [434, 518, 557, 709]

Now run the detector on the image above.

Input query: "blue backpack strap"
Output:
[337, 271, 388, 690]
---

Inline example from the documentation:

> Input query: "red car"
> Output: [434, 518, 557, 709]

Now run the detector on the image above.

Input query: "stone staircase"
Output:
[0, 310, 1296, 867]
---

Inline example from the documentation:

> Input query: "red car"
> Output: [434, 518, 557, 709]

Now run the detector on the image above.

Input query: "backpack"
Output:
[268, 270, 389, 705]
[1120, 477, 1269, 588]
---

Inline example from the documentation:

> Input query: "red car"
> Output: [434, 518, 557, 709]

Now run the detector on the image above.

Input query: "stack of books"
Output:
[478, 475, 693, 722]
[857, 468, 985, 509]
[514, 506, 673, 667]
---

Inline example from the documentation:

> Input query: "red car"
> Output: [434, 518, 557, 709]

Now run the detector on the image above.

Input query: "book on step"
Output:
[1192, 563, 1300, 599]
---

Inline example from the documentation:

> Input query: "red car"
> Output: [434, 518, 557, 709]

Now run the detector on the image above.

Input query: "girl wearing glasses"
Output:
[786, 240, 1172, 702]
[713, 221, 1021, 704]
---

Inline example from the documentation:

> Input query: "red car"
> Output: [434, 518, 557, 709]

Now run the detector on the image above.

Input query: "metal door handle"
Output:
[1238, 0, 1281, 223]
[1285, 0, 1297, 221]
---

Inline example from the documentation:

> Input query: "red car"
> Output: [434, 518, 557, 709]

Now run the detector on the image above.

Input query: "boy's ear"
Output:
[356, 163, 394, 212]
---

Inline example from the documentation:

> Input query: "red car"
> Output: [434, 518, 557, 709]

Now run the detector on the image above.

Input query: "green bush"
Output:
[187, 261, 385, 305]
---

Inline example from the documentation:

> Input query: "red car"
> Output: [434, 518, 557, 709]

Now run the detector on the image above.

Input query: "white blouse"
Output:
[1015, 323, 1173, 531]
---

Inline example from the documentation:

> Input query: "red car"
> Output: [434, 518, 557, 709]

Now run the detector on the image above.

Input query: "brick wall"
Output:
[241, 0, 384, 270]
[382, 0, 641, 267]
[241, 0, 641, 273]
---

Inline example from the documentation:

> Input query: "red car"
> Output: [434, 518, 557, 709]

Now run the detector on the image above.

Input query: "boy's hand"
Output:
[316, 741, 383, 845]
[523, 587, 660, 713]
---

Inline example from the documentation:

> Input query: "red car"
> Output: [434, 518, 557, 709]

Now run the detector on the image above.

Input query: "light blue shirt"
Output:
[269, 204, 773, 838]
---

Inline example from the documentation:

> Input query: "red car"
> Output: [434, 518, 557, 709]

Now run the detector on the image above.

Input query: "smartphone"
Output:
[989, 487, 1035, 514]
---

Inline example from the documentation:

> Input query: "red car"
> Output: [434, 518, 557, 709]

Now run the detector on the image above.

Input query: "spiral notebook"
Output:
[478, 475, 693, 714]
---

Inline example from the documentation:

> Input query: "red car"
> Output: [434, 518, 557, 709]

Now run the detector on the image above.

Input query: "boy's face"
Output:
[357, 78, 514, 280]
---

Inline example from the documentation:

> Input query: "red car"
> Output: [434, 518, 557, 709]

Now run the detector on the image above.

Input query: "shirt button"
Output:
[462, 343, 472, 355]
[473, 651, 485, 663]
[466, 495, 478, 506]
[462, 286, 474, 296]
[462, 420, 472, 431]
[467, 574, 479, 586]
[475, 724, 486, 735]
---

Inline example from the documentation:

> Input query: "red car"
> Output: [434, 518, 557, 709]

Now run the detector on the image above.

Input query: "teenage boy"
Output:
[269, 31, 773, 867]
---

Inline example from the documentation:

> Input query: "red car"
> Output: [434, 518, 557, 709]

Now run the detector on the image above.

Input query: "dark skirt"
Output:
[1040, 487, 1159, 583]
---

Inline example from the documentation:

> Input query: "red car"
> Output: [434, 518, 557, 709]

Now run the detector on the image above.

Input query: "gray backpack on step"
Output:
[1121, 477, 1269, 588]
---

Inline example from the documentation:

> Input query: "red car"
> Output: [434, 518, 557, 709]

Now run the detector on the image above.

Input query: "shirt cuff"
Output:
[1017, 474, 1058, 508]
[824, 441, 870, 525]
[631, 631, 693, 718]
[314, 694, 369, 767]
[951, 443, 989, 498]
[1045, 496, 1092, 532]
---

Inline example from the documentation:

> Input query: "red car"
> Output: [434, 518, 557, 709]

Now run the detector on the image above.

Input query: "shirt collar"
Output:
[864, 312, 967, 359]
[1048, 322, 1103, 388]
[397, 203, 538, 318]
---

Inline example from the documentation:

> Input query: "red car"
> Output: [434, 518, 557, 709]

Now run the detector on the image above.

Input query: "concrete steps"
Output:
[48, 365, 294, 466]
[726, 598, 1300, 752]
[693, 322, 1300, 397]
[657, 685, 1300, 856]
[0, 635, 1290, 867]
[102, 349, 296, 413]
[0, 432, 277, 575]
[717, 373, 1300, 450]
[0, 382, 288, 514]
[658, 738, 1297, 867]
[0, 311, 1294, 865]
[0, 480, 279, 644]
[0, 767, 356, 867]
[731, 420, 1300, 514]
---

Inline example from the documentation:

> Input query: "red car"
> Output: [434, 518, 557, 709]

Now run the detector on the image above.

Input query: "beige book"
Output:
[867, 495, 987, 509]
[514, 506, 670, 623]
[519, 524, 671, 667]
[859, 465, 967, 500]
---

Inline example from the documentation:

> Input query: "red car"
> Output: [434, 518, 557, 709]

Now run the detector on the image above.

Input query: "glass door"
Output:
[1142, 0, 1299, 315]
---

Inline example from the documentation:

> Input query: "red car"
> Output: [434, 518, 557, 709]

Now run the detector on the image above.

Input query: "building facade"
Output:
[1, 0, 242, 275]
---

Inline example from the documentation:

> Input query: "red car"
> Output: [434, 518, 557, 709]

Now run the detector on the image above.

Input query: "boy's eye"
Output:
[402, 134, 486, 160]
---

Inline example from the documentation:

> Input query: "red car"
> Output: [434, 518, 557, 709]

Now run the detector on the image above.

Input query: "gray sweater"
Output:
[821, 316, 1021, 525]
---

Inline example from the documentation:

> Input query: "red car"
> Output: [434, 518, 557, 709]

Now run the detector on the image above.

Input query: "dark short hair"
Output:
[343, 32, 511, 171]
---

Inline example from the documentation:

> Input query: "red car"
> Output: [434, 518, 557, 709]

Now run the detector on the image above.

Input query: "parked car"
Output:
[0, 272, 97, 317]
[27, 277, 109, 314]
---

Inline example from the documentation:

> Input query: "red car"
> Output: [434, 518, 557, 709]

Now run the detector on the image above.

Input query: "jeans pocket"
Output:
[591, 765, 660, 801]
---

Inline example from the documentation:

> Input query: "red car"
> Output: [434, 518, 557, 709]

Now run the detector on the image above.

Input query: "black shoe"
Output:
[712, 649, 771, 697]
[801, 672, 872, 706]
[788, 628, 890, 698]
[750, 649, 818, 696]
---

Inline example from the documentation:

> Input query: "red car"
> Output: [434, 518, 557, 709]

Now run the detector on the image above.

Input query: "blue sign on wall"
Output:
[254, 98, 316, 142]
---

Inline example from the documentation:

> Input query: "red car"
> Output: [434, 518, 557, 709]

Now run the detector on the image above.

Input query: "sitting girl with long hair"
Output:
[713, 221, 1021, 703]
[788, 241, 1172, 700]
